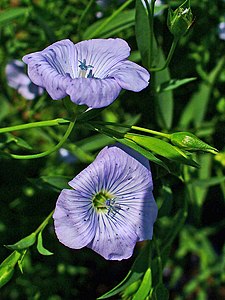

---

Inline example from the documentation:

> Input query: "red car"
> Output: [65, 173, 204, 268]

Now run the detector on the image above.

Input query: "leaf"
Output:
[0, 251, 21, 288]
[83, 10, 135, 39]
[98, 242, 151, 299]
[37, 232, 53, 256]
[135, 0, 158, 68]
[0, 8, 29, 26]
[154, 50, 174, 130]
[17, 250, 27, 273]
[5, 233, 36, 251]
[153, 283, 169, 300]
[3, 133, 33, 150]
[126, 134, 199, 167]
[179, 56, 225, 128]
[133, 268, 152, 300]
[156, 77, 197, 93]
[120, 138, 170, 171]
[191, 176, 225, 188]
[41, 175, 71, 190]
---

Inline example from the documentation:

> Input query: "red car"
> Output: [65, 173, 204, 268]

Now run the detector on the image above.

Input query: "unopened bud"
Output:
[170, 132, 218, 154]
[167, 0, 193, 38]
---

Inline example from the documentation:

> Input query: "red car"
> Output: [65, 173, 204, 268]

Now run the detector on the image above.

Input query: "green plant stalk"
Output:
[8, 117, 76, 160]
[150, 36, 179, 72]
[34, 210, 55, 236]
[153, 236, 163, 284]
[131, 125, 171, 139]
[87, 0, 134, 38]
[149, 0, 156, 68]
[0, 118, 70, 134]
[89, 121, 171, 139]
[77, 0, 96, 38]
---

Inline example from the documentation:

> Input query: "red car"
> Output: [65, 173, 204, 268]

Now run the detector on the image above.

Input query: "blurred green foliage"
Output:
[0, 0, 224, 299]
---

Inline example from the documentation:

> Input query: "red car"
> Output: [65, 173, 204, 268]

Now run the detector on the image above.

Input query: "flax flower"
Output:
[5, 60, 43, 100]
[23, 38, 150, 108]
[53, 144, 157, 260]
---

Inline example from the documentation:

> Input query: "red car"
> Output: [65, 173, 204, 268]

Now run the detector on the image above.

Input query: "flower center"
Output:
[92, 191, 120, 216]
[78, 59, 94, 78]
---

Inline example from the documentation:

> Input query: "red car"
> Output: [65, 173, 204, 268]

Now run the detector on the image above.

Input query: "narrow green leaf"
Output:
[135, 0, 158, 68]
[83, 10, 135, 39]
[4, 133, 33, 150]
[41, 175, 71, 190]
[179, 56, 225, 128]
[5, 233, 36, 251]
[17, 250, 27, 274]
[37, 232, 53, 256]
[154, 51, 174, 130]
[153, 283, 169, 300]
[156, 77, 197, 93]
[126, 134, 199, 167]
[0, 8, 29, 26]
[0, 251, 21, 288]
[133, 268, 152, 300]
[120, 138, 170, 171]
[191, 176, 225, 188]
[98, 242, 150, 299]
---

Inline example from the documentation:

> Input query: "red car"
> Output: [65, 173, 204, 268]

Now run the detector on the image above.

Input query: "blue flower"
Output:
[23, 38, 150, 108]
[218, 21, 225, 40]
[5, 60, 44, 100]
[53, 144, 157, 260]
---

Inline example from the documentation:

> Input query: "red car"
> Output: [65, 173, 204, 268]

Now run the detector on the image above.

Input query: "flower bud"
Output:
[170, 132, 218, 154]
[167, 0, 193, 38]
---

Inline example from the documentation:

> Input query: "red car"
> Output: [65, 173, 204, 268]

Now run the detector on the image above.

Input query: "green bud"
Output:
[171, 132, 218, 154]
[167, 0, 193, 38]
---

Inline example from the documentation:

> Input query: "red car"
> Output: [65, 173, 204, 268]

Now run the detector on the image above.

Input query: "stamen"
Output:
[78, 59, 94, 78]
[105, 198, 121, 216]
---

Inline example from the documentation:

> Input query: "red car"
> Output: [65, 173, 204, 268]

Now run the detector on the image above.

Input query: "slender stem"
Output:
[143, 0, 153, 68]
[149, 0, 156, 68]
[153, 236, 163, 284]
[89, 121, 171, 138]
[87, 0, 134, 39]
[150, 36, 179, 72]
[9, 117, 76, 160]
[0, 118, 70, 134]
[131, 125, 171, 139]
[34, 210, 55, 235]
[77, 0, 95, 38]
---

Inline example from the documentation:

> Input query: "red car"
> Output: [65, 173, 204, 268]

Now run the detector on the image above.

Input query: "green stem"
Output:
[0, 118, 70, 134]
[150, 36, 179, 72]
[8, 117, 76, 160]
[131, 125, 171, 139]
[89, 121, 171, 139]
[149, 0, 156, 68]
[77, 0, 96, 38]
[34, 210, 55, 235]
[153, 236, 162, 284]
[87, 0, 134, 38]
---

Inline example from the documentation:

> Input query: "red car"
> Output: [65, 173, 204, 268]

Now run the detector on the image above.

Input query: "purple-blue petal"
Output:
[75, 38, 130, 78]
[108, 60, 150, 92]
[22, 38, 150, 108]
[53, 144, 157, 260]
[53, 189, 96, 249]
[65, 77, 121, 108]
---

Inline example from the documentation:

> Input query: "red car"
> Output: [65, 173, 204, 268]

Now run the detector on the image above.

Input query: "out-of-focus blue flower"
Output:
[59, 148, 77, 164]
[218, 21, 225, 40]
[23, 38, 150, 109]
[5, 60, 44, 100]
[53, 144, 157, 260]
